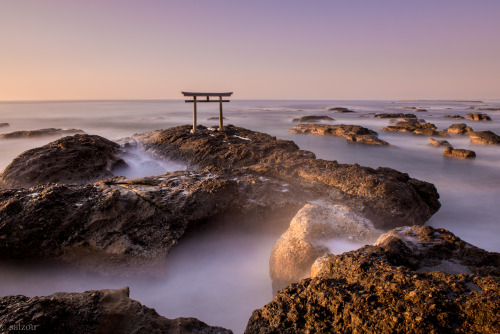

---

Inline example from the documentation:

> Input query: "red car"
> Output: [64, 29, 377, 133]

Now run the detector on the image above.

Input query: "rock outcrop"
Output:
[467, 113, 492, 121]
[0, 128, 84, 139]
[269, 202, 382, 293]
[0, 134, 126, 188]
[443, 147, 476, 159]
[375, 113, 416, 118]
[469, 131, 500, 145]
[133, 125, 440, 229]
[429, 138, 451, 147]
[383, 121, 448, 136]
[446, 123, 473, 135]
[247, 226, 500, 334]
[292, 115, 334, 123]
[327, 107, 354, 113]
[474, 107, 500, 111]
[0, 287, 232, 334]
[288, 124, 390, 146]
[444, 115, 465, 119]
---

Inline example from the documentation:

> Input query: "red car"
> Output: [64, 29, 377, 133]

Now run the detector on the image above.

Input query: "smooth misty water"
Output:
[1, 99, 499, 333]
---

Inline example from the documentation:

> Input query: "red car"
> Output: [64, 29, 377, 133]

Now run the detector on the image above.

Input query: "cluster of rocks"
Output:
[247, 226, 500, 333]
[444, 115, 465, 119]
[383, 119, 448, 137]
[292, 115, 334, 123]
[0, 128, 84, 139]
[288, 124, 390, 146]
[375, 113, 416, 119]
[0, 287, 232, 333]
[469, 131, 500, 145]
[327, 107, 355, 113]
[467, 113, 492, 121]
[446, 123, 473, 135]
[443, 147, 476, 159]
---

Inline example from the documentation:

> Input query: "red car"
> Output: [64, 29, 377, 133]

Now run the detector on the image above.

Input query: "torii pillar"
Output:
[181, 92, 233, 133]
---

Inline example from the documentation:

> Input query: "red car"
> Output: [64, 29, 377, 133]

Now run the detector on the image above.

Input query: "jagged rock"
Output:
[429, 138, 451, 147]
[444, 115, 465, 119]
[134, 125, 440, 229]
[327, 107, 354, 113]
[0, 287, 232, 334]
[269, 202, 381, 293]
[0, 170, 306, 269]
[446, 123, 473, 135]
[288, 124, 391, 146]
[467, 113, 492, 121]
[292, 115, 334, 123]
[374, 113, 416, 118]
[0, 134, 126, 188]
[247, 226, 500, 334]
[0, 123, 9, 127]
[443, 147, 476, 159]
[383, 121, 448, 137]
[469, 131, 500, 145]
[0, 128, 84, 139]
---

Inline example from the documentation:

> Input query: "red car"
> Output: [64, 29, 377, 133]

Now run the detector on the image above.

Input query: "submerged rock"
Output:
[0, 287, 232, 334]
[292, 115, 334, 123]
[444, 115, 465, 119]
[327, 107, 354, 113]
[269, 202, 381, 293]
[374, 113, 416, 118]
[429, 138, 451, 147]
[474, 107, 500, 111]
[288, 123, 391, 146]
[0, 134, 126, 188]
[443, 147, 476, 159]
[469, 131, 500, 145]
[446, 123, 473, 135]
[247, 226, 500, 334]
[467, 113, 492, 121]
[0, 128, 84, 139]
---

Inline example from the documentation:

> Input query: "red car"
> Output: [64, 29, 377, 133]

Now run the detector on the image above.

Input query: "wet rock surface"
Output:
[374, 113, 416, 118]
[443, 147, 476, 159]
[0, 287, 232, 334]
[0, 128, 84, 139]
[446, 123, 473, 135]
[467, 113, 492, 121]
[288, 123, 391, 146]
[247, 226, 500, 334]
[0, 134, 126, 188]
[292, 115, 334, 123]
[269, 202, 382, 293]
[469, 131, 500, 145]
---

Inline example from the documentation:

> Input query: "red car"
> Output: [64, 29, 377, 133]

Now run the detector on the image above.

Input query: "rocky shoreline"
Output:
[0, 124, 498, 333]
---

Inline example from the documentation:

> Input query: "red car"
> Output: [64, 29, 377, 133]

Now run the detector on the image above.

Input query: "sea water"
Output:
[1, 99, 499, 333]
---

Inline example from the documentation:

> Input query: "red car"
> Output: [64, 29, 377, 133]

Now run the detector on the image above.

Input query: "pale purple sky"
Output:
[1, 0, 499, 100]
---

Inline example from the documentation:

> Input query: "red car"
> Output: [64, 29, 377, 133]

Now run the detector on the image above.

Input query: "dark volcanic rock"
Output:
[134, 125, 440, 229]
[0, 128, 84, 139]
[327, 107, 355, 113]
[469, 131, 500, 145]
[443, 147, 476, 159]
[292, 115, 334, 123]
[288, 123, 391, 146]
[246, 226, 500, 334]
[0, 287, 232, 334]
[0, 123, 9, 127]
[375, 113, 416, 118]
[429, 138, 451, 147]
[444, 115, 465, 119]
[0, 170, 307, 268]
[467, 113, 492, 121]
[446, 123, 473, 135]
[0, 134, 126, 188]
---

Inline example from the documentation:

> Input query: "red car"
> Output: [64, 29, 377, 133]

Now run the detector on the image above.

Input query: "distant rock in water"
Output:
[0, 128, 84, 139]
[474, 107, 500, 111]
[444, 114, 465, 119]
[375, 113, 416, 118]
[467, 113, 492, 121]
[0, 287, 232, 334]
[207, 116, 227, 120]
[469, 131, 500, 145]
[0, 123, 9, 127]
[327, 107, 355, 113]
[0, 134, 126, 188]
[288, 123, 391, 146]
[429, 138, 451, 147]
[415, 108, 427, 112]
[292, 115, 334, 123]
[446, 123, 473, 135]
[269, 202, 382, 293]
[443, 147, 476, 159]
[383, 120, 448, 137]
[247, 226, 500, 334]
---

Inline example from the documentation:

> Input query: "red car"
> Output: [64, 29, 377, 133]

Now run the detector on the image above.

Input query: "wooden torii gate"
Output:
[181, 91, 233, 133]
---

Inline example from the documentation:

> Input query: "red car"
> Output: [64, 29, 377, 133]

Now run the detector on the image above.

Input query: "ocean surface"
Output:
[1, 99, 499, 333]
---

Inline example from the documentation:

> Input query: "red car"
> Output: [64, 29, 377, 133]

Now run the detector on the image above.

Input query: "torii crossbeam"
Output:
[181, 91, 233, 133]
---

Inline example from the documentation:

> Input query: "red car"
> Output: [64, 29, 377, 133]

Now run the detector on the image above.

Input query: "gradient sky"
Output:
[1, 0, 499, 100]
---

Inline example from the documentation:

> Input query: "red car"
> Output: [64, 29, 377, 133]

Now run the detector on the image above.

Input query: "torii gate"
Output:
[181, 91, 233, 133]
